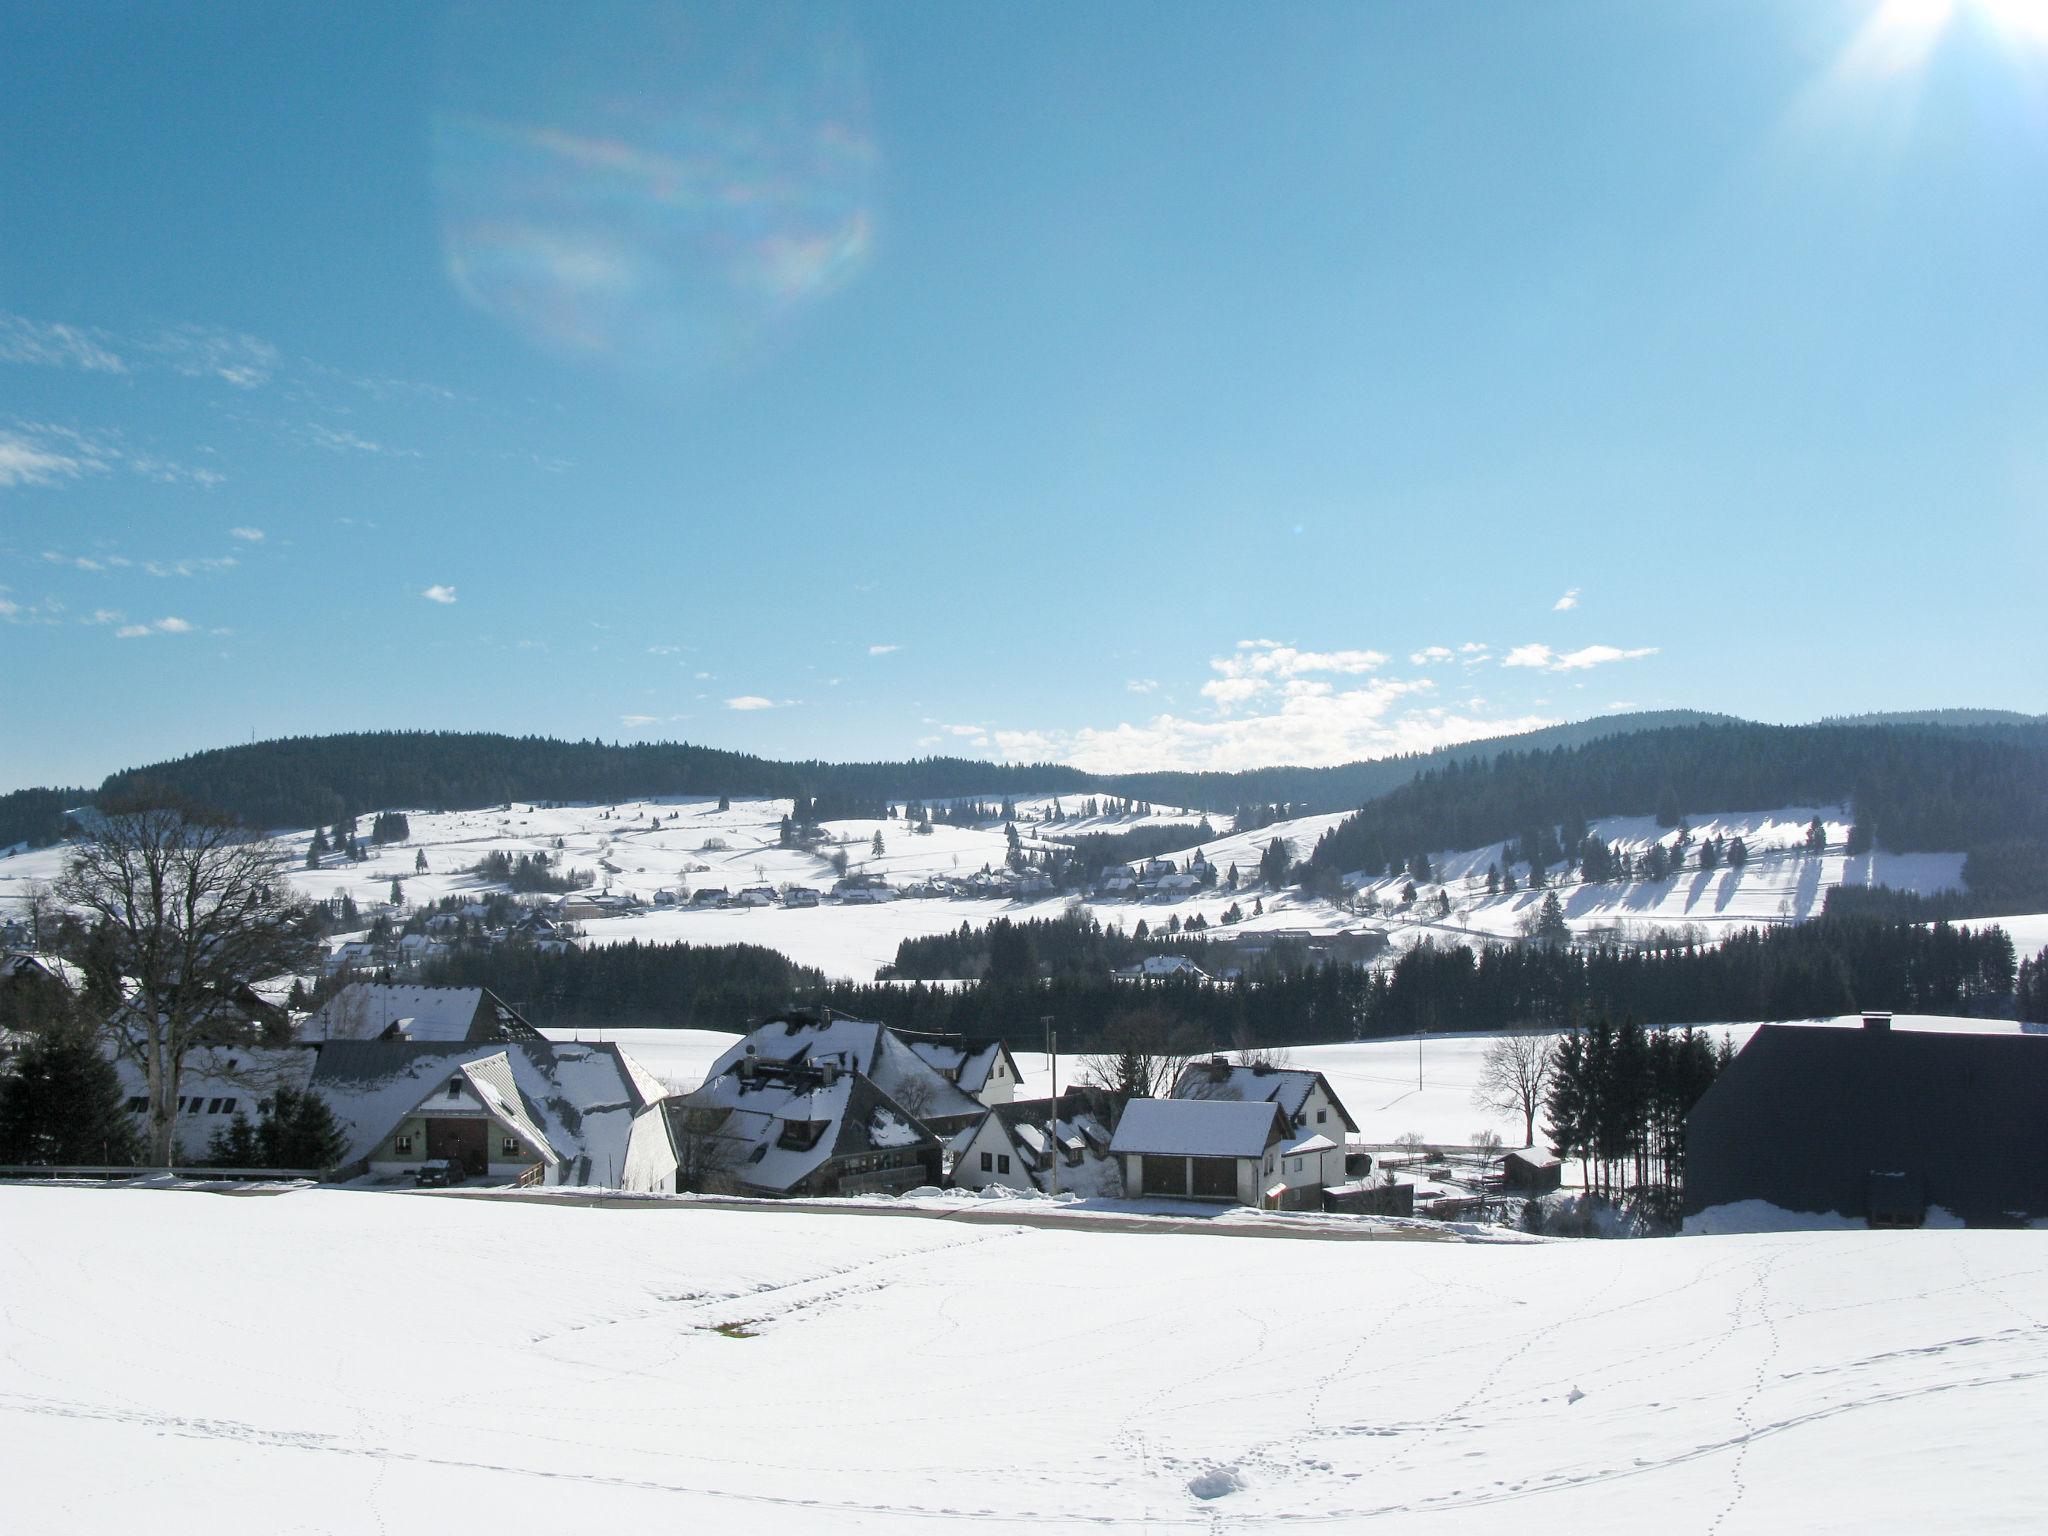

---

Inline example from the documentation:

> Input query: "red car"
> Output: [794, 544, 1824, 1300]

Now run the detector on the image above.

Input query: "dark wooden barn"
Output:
[1684, 1017, 2048, 1228]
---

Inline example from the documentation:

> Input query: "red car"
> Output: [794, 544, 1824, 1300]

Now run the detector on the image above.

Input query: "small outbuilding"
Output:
[1502, 1147, 1563, 1194]
[1108, 1097, 1293, 1205]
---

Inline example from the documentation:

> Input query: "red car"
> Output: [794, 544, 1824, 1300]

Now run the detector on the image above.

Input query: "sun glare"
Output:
[1848, 0, 2048, 80]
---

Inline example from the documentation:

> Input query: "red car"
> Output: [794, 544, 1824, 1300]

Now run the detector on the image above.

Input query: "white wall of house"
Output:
[621, 1106, 678, 1195]
[951, 1117, 1033, 1191]
[975, 1054, 1017, 1106]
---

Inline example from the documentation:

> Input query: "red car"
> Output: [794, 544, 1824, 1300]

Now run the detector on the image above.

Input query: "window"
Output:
[980, 1151, 994, 1171]
[1316, 1109, 1327, 1124]
[126, 1096, 147, 1113]
[219, 1098, 236, 1115]
[446, 1079, 463, 1099]
[207, 1098, 224, 1114]
[501, 1136, 520, 1157]
[394, 1134, 414, 1154]
[997, 1155, 1011, 1174]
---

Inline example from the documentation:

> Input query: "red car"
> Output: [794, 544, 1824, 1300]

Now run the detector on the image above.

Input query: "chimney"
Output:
[819, 1060, 840, 1086]
[1207, 1055, 1230, 1082]
[1863, 1011, 1893, 1033]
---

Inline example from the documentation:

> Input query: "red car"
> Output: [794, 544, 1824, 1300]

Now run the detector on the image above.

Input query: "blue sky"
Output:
[3, 0, 2045, 791]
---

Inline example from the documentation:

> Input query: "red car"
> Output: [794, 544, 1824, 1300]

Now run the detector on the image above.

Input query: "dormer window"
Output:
[776, 1118, 828, 1151]
[447, 1079, 463, 1099]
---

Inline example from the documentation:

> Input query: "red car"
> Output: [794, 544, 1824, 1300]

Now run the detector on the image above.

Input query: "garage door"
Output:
[426, 1118, 489, 1177]
[1191, 1157, 1237, 1199]
[1140, 1155, 1187, 1196]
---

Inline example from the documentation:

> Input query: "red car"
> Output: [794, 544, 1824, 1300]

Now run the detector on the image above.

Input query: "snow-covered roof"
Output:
[904, 1036, 1012, 1097]
[672, 1063, 940, 1193]
[1284, 1133, 1337, 1157]
[309, 1039, 654, 1185]
[708, 1014, 984, 1124]
[304, 983, 540, 1044]
[1109, 1098, 1290, 1159]
[1171, 1060, 1358, 1131]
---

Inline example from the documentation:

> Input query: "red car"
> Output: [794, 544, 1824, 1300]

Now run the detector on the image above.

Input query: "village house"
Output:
[1109, 1097, 1295, 1204]
[1116, 955, 1210, 982]
[698, 1011, 986, 1133]
[903, 1033, 1022, 1105]
[690, 887, 732, 908]
[948, 1086, 1120, 1197]
[312, 1037, 675, 1191]
[666, 1054, 942, 1198]
[110, 1044, 318, 1162]
[302, 982, 544, 1044]
[1171, 1056, 1360, 1141]
[1261, 1132, 1348, 1210]
[781, 886, 822, 908]
[1684, 1015, 2048, 1228]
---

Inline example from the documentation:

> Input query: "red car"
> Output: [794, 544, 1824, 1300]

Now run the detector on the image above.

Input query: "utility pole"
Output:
[1044, 1014, 1059, 1199]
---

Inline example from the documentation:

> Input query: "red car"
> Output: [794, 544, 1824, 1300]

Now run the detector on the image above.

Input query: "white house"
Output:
[310, 1038, 675, 1192]
[1260, 1132, 1348, 1210]
[1108, 1098, 1294, 1205]
[1171, 1057, 1359, 1141]
[904, 1035, 1022, 1105]
[110, 1044, 319, 1163]
[949, 1087, 1120, 1196]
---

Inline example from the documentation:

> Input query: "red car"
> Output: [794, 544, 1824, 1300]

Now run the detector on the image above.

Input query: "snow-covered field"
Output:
[0, 798, 2009, 984]
[6, 1183, 2046, 1534]
[557, 1013, 2032, 1150]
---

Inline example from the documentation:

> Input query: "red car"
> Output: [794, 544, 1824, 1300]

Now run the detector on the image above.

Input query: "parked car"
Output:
[414, 1157, 465, 1188]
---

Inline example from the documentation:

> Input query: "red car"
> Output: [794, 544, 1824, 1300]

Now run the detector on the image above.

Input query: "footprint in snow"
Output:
[1188, 1466, 1245, 1500]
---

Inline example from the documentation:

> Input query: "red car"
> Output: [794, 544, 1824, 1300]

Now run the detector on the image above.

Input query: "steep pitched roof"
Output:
[670, 1062, 939, 1194]
[904, 1035, 1016, 1097]
[304, 983, 541, 1044]
[1171, 1060, 1358, 1132]
[309, 1039, 653, 1184]
[708, 1013, 984, 1124]
[1109, 1098, 1292, 1159]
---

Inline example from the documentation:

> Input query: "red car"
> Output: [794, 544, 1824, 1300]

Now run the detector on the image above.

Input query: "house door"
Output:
[426, 1119, 489, 1177]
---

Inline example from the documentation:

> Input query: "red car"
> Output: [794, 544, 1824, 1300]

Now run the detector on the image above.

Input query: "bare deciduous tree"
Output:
[55, 799, 318, 1165]
[1472, 1029, 1558, 1149]
[1079, 1007, 1205, 1102]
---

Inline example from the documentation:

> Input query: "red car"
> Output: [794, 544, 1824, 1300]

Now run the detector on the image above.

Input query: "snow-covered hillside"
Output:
[0, 798, 2001, 984]
[6, 1183, 2046, 1533]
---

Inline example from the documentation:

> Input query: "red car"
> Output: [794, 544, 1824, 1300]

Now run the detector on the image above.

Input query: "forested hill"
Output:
[3, 711, 2039, 854]
[91, 733, 1093, 834]
[1091, 709, 1733, 811]
[16, 711, 1722, 844]
[1305, 720, 2048, 879]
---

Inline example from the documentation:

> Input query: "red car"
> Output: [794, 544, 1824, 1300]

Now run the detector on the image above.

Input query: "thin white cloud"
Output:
[301, 423, 417, 457]
[647, 644, 683, 656]
[421, 584, 458, 604]
[229, 526, 265, 542]
[1501, 642, 1657, 673]
[1553, 587, 1581, 611]
[868, 643, 900, 656]
[944, 724, 983, 737]
[725, 695, 776, 711]
[148, 325, 279, 389]
[0, 313, 127, 373]
[115, 616, 196, 639]
[0, 429, 100, 488]
[1410, 646, 1455, 666]
[1126, 678, 1160, 694]
[620, 713, 658, 727]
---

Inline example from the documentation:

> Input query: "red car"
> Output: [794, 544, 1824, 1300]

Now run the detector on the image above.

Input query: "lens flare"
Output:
[432, 4, 879, 373]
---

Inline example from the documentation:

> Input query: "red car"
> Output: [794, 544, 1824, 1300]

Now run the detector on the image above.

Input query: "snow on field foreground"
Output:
[6, 1187, 2047, 1534]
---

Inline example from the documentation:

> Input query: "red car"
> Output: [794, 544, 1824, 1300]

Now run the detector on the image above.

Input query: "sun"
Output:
[1846, 0, 2048, 80]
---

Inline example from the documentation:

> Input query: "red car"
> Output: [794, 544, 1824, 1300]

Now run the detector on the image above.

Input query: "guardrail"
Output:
[0, 1165, 328, 1182]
